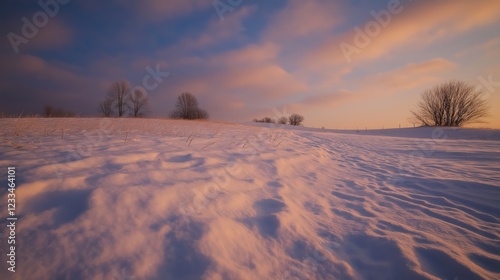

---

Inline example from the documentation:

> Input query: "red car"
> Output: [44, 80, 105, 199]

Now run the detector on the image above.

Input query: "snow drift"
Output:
[0, 118, 499, 280]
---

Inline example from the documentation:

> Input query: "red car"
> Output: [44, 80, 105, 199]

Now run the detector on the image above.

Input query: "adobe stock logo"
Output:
[213, 0, 245, 21]
[129, 64, 170, 100]
[340, 0, 404, 63]
[7, 0, 71, 54]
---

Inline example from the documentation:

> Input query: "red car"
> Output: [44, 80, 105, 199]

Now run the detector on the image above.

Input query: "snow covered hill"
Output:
[0, 118, 499, 280]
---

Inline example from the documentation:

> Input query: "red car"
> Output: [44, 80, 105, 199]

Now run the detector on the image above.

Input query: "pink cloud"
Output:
[147, 48, 310, 121]
[286, 58, 456, 114]
[368, 58, 457, 91]
[3, 54, 82, 85]
[191, 6, 255, 48]
[25, 19, 72, 51]
[223, 64, 306, 96]
[300, 90, 355, 107]
[165, 60, 308, 104]
[264, 0, 344, 42]
[0, 53, 106, 114]
[455, 37, 500, 58]
[305, 0, 500, 70]
[210, 43, 280, 66]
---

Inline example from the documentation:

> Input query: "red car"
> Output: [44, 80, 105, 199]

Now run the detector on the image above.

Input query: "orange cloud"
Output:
[166, 61, 307, 102]
[287, 57, 456, 114]
[223, 64, 308, 97]
[368, 58, 457, 91]
[161, 38, 306, 99]
[150, 42, 310, 121]
[350, 57, 457, 99]
[305, 0, 500, 69]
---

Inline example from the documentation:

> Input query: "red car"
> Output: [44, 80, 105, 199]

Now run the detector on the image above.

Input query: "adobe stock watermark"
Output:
[113, 267, 135, 280]
[49, 119, 115, 183]
[50, 63, 169, 182]
[390, 127, 449, 184]
[340, 0, 404, 63]
[213, 0, 246, 21]
[477, 74, 500, 100]
[7, 0, 72, 54]
[129, 63, 170, 100]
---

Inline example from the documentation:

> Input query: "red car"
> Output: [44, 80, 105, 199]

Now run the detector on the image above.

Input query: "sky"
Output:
[1, 0, 499, 129]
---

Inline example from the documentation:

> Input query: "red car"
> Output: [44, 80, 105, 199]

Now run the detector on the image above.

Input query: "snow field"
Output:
[0, 118, 499, 280]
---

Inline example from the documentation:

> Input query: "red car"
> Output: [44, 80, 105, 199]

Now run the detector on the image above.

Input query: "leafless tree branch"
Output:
[107, 80, 130, 117]
[170, 92, 209, 120]
[412, 80, 489, 127]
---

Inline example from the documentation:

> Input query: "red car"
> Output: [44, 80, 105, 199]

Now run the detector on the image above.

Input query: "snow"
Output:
[0, 118, 499, 280]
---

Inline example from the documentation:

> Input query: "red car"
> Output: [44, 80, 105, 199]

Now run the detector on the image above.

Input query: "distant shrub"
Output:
[253, 117, 275, 123]
[411, 80, 489, 127]
[288, 114, 304, 126]
[0, 113, 41, 118]
[277, 116, 288, 125]
[43, 105, 76, 118]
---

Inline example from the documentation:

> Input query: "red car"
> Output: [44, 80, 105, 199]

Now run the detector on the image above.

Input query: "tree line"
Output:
[41, 79, 489, 128]
[253, 114, 304, 126]
[98, 80, 208, 120]
[99, 80, 149, 118]
[253, 80, 489, 128]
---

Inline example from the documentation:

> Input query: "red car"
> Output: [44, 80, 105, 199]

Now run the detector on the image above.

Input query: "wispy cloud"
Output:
[306, 0, 500, 68]
[112, 0, 212, 21]
[263, 0, 344, 42]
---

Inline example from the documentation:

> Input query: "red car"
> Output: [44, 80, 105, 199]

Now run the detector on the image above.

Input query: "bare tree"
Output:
[289, 114, 304, 126]
[170, 92, 209, 120]
[277, 116, 288, 125]
[127, 89, 149, 117]
[170, 92, 197, 119]
[44, 105, 54, 117]
[99, 98, 113, 117]
[107, 80, 129, 117]
[194, 108, 209, 120]
[411, 80, 489, 127]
